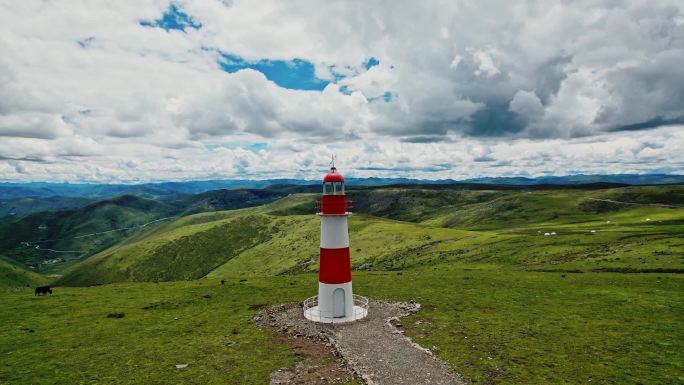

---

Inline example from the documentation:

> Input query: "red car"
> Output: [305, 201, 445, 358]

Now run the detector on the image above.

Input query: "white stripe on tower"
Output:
[320, 216, 349, 249]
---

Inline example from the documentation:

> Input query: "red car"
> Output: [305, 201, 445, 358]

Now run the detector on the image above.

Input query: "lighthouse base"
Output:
[302, 294, 369, 323]
[303, 305, 368, 323]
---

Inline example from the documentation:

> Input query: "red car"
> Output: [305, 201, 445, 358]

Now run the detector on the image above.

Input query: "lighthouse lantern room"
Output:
[303, 162, 369, 323]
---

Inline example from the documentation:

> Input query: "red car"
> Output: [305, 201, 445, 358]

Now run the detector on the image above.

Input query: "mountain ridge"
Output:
[1, 174, 682, 200]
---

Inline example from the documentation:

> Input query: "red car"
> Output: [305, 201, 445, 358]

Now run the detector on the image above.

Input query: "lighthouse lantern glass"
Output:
[323, 182, 344, 195]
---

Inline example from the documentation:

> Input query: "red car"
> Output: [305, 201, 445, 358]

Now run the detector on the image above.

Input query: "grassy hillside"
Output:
[0, 196, 95, 219]
[211, 214, 481, 278]
[56, 213, 277, 285]
[0, 195, 177, 271]
[0, 256, 47, 288]
[0, 189, 292, 273]
[0, 279, 308, 385]
[3, 184, 684, 385]
[56, 206, 479, 285]
[271, 185, 684, 230]
[7, 184, 681, 276]
[216, 206, 684, 275]
[2, 272, 682, 385]
[56, 184, 684, 286]
[172, 188, 288, 215]
[360, 268, 684, 385]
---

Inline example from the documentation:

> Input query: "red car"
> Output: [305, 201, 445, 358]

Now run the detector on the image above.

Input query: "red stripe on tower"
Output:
[319, 247, 352, 283]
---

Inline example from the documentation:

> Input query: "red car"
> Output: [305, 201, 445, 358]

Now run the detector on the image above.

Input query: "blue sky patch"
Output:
[140, 4, 201, 32]
[328, 65, 357, 82]
[364, 57, 380, 69]
[245, 143, 267, 152]
[206, 142, 268, 153]
[368, 91, 395, 103]
[218, 52, 330, 91]
[216, 52, 383, 92]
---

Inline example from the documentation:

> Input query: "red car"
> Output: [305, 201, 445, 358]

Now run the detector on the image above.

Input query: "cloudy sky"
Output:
[1, 0, 683, 182]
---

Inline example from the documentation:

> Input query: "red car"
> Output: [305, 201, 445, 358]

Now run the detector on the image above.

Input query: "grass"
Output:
[209, 213, 477, 278]
[0, 256, 47, 288]
[55, 186, 684, 286]
[0, 277, 315, 384]
[0, 189, 290, 272]
[55, 213, 277, 285]
[60, 201, 684, 285]
[0, 195, 177, 270]
[356, 267, 684, 385]
[2, 184, 683, 384]
[1, 270, 681, 384]
[5, 184, 683, 281]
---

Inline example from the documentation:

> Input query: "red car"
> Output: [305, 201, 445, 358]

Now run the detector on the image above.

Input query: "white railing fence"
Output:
[303, 294, 369, 323]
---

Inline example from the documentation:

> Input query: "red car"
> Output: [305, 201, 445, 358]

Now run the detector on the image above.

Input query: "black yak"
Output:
[34, 286, 52, 296]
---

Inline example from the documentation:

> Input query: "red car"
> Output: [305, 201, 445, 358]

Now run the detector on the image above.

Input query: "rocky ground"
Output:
[255, 300, 464, 385]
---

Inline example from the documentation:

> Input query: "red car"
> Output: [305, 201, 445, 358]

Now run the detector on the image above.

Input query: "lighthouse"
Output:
[303, 162, 368, 323]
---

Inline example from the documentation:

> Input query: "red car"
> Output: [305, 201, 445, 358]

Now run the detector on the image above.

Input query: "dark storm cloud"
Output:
[596, 49, 684, 130]
[609, 117, 684, 133]
[534, 55, 572, 105]
[467, 102, 526, 137]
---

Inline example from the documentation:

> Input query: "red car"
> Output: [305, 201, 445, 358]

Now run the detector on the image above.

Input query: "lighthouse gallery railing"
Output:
[303, 294, 369, 323]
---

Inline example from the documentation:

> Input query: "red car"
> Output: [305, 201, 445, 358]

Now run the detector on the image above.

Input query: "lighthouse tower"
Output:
[303, 163, 368, 323]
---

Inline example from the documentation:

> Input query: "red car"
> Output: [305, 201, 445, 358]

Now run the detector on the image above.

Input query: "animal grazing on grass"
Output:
[34, 286, 52, 296]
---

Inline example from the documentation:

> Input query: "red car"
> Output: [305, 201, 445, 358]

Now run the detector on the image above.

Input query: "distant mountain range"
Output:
[0, 179, 310, 199]
[1, 174, 682, 201]
[461, 174, 684, 186]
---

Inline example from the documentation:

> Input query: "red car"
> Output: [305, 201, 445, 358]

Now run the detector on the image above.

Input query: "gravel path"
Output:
[255, 300, 464, 385]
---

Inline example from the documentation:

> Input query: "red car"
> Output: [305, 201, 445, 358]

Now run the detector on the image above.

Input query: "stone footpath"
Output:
[255, 300, 464, 385]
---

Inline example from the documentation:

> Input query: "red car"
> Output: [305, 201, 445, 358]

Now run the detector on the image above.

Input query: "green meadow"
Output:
[2, 271, 682, 384]
[1, 184, 683, 384]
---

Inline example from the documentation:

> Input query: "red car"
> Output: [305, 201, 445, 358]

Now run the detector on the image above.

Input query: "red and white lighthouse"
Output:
[303, 163, 368, 323]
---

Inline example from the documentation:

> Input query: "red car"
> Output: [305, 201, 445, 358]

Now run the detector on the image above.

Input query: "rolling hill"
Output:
[0, 188, 294, 271]
[0, 196, 96, 219]
[54, 185, 684, 286]
[0, 195, 177, 270]
[0, 256, 46, 288]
